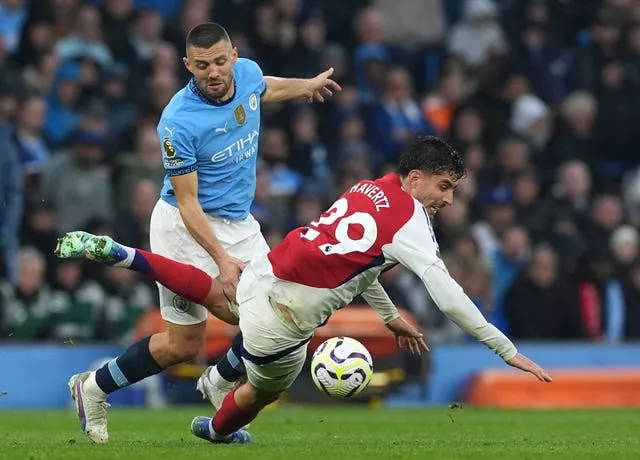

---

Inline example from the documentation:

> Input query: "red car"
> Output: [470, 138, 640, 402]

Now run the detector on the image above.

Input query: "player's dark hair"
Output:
[397, 136, 466, 180]
[186, 22, 231, 49]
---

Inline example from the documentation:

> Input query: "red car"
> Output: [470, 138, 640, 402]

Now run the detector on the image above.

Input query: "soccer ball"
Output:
[310, 336, 373, 398]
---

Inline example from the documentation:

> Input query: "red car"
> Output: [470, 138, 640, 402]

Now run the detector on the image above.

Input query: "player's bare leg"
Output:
[55, 232, 239, 443]
[191, 382, 278, 444]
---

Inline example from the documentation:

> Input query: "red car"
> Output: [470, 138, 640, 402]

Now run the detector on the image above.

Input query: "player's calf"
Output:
[204, 383, 279, 440]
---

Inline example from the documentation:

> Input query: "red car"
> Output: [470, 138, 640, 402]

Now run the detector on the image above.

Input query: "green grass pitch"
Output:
[2, 405, 640, 460]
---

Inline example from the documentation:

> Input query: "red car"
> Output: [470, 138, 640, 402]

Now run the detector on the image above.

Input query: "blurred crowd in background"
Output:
[1, 0, 640, 345]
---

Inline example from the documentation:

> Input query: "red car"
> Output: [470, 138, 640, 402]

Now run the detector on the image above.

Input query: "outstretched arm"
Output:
[361, 279, 428, 355]
[385, 206, 552, 382]
[420, 261, 552, 382]
[262, 68, 342, 104]
[361, 278, 399, 323]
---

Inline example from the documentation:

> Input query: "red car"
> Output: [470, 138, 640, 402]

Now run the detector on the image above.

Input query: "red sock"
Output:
[212, 387, 260, 436]
[133, 249, 213, 305]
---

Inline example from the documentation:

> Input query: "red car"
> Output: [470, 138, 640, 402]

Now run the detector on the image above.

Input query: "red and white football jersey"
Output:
[246, 173, 442, 333]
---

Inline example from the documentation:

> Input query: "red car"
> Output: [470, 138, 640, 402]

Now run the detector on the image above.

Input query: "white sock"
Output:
[84, 371, 108, 400]
[209, 366, 236, 390]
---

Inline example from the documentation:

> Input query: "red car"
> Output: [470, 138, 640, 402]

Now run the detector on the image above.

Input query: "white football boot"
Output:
[68, 372, 110, 444]
[196, 365, 236, 410]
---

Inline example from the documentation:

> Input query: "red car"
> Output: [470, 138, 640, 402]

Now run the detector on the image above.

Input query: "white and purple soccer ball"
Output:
[310, 337, 373, 399]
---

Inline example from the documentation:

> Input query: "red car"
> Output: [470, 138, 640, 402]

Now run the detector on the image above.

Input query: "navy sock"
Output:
[129, 250, 152, 274]
[94, 336, 164, 394]
[216, 332, 245, 382]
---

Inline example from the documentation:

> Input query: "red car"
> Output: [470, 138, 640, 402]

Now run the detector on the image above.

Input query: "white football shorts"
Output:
[236, 264, 313, 392]
[149, 198, 270, 325]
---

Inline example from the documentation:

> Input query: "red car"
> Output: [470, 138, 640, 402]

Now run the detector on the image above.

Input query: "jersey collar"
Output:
[188, 77, 237, 107]
[381, 173, 403, 189]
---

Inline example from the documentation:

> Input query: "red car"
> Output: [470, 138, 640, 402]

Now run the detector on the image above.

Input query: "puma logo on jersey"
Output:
[349, 182, 390, 212]
[215, 122, 228, 134]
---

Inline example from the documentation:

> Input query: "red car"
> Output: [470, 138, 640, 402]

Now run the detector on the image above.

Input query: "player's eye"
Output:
[215, 59, 227, 66]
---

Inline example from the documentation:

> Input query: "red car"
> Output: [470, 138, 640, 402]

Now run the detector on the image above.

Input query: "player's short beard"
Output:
[199, 75, 233, 102]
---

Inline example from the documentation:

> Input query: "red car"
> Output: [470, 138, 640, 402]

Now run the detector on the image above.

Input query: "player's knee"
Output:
[236, 382, 281, 410]
[251, 384, 282, 406]
[171, 340, 202, 362]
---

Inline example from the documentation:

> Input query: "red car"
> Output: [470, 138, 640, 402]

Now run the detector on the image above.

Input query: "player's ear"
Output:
[407, 169, 422, 186]
[183, 56, 191, 72]
[231, 47, 239, 63]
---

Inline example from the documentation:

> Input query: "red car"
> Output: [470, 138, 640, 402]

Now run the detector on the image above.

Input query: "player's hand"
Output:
[506, 352, 553, 382]
[218, 256, 246, 304]
[306, 68, 342, 103]
[385, 317, 429, 356]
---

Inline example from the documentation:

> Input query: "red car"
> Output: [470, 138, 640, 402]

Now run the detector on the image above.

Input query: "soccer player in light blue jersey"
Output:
[67, 22, 342, 445]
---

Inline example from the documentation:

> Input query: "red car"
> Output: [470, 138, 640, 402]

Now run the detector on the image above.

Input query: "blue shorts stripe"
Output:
[240, 337, 311, 366]
[107, 359, 130, 388]
[226, 348, 243, 370]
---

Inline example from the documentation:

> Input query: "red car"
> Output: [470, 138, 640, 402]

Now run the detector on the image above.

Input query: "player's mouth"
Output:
[427, 206, 440, 216]
[207, 81, 223, 90]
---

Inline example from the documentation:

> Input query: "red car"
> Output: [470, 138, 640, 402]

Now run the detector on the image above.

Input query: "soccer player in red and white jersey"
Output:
[55, 136, 551, 444]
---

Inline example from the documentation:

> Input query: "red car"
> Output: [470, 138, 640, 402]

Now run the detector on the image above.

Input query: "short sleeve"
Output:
[250, 59, 266, 96]
[238, 58, 266, 96]
[157, 121, 198, 177]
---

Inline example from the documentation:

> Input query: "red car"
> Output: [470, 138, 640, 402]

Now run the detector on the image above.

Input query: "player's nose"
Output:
[207, 67, 220, 79]
[443, 189, 454, 206]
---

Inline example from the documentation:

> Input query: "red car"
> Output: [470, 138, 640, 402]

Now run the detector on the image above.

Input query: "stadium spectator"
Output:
[0, 0, 28, 55]
[114, 178, 159, 250]
[584, 193, 625, 253]
[41, 128, 113, 233]
[447, 0, 507, 69]
[0, 120, 22, 283]
[367, 67, 436, 163]
[56, 4, 113, 67]
[113, 123, 164, 213]
[1, 0, 640, 346]
[353, 6, 389, 106]
[43, 61, 82, 147]
[621, 261, 640, 339]
[490, 226, 531, 333]
[97, 265, 154, 341]
[0, 247, 52, 339]
[13, 93, 50, 174]
[505, 245, 585, 340]
[544, 91, 598, 171]
[48, 259, 105, 341]
[549, 160, 593, 230]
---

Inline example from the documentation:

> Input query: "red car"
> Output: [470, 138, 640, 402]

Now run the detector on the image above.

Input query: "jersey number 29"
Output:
[302, 197, 378, 255]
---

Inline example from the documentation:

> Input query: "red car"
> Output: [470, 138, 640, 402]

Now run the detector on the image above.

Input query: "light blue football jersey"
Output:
[157, 58, 266, 220]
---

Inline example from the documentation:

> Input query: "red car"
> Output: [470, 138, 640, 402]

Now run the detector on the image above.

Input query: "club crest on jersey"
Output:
[249, 93, 258, 111]
[234, 104, 246, 125]
[162, 136, 176, 157]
